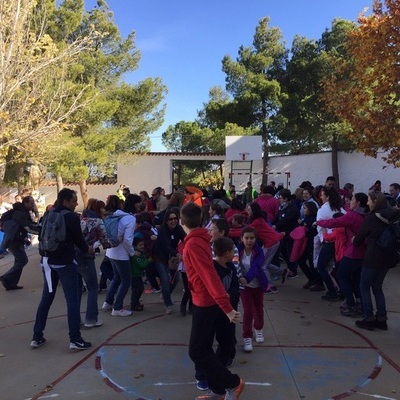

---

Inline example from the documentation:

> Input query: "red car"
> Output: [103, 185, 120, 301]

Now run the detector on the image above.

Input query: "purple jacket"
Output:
[238, 242, 269, 290]
[317, 208, 366, 259]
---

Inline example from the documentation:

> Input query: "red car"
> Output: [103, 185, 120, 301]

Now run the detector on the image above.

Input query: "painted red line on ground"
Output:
[103, 377, 123, 392]
[30, 314, 165, 400]
[326, 319, 400, 374]
[95, 355, 101, 370]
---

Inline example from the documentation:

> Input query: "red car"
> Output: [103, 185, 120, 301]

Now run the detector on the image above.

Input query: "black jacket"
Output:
[274, 201, 300, 234]
[213, 260, 240, 308]
[152, 224, 186, 264]
[353, 206, 400, 269]
[46, 206, 89, 265]
[12, 202, 40, 243]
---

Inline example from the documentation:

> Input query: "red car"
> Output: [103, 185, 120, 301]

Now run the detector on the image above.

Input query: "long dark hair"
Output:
[321, 186, 342, 211]
[247, 202, 266, 223]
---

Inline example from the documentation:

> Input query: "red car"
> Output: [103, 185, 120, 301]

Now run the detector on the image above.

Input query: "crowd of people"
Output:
[0, 177, 399, 400]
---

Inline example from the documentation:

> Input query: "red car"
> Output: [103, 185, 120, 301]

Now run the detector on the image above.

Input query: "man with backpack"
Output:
[31, 188, 94, 350]
[0, 196, 40, 291]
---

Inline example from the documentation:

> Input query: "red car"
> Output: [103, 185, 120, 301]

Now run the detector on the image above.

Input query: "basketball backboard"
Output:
[225, 136, 263, 161]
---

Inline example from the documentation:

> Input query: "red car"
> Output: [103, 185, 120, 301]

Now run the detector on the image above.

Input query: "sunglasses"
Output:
[168, 217, 178, 221]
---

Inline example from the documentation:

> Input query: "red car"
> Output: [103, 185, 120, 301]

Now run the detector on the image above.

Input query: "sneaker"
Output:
[145, 288, 161, 294]
[69, 339, 92, 350]
[111, 308, 132, 317]
[287, 271, 298, 279]
[243, 337, 253, 352]
[195, 390, 224, 400]
[225, 378, 245, 400]
[340, 306, 361, 317]
[196, 380, 209, 391]
[131, 304, 144, 311]
[166, 305, 173, 315]
[30, 338, 46, 349]
[265, 285, 278, 294]
[84, 319, 103, 328]
[321, 292, 341, 302]
[355, 319, 375, 331]
[101, 301, 112, 311]
[375, 319, 388, 330]
[254, 329, 264, 343]
[309, 284, 325, 292]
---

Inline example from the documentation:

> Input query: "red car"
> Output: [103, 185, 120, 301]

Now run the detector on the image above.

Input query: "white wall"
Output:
[225, 150, 399, 194]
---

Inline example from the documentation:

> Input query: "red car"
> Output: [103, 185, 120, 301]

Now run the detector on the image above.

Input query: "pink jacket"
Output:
[254, 195, 279, 223]
[317, 209, 367, 259]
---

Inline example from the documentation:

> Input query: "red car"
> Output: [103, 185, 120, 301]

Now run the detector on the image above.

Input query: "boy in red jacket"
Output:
[181, 203, 245, 400]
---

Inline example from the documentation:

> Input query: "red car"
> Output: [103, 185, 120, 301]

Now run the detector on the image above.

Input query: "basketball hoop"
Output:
[239, 152, 250, 161]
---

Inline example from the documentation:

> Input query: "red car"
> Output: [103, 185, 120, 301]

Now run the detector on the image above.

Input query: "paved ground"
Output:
[0, 245, 399, 400]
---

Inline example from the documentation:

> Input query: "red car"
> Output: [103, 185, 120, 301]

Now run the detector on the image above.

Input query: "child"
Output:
[195, 237, 240, 391]
[228, 214, 246, 248]
[130, 236, 149, 311]
[297, 201, 322, 290]
[238, 227, 269, 352]
[180, 202, 245, 400]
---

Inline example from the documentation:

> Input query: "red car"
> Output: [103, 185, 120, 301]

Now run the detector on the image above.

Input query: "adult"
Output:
[151, 186, 169, 216]
[317, 193, 368, 316]
[299, 187, 320, 220]
[139, 190, 155, 213]
[31, 188, 93, 349]
[152, 208, 186, 314]
[273, 189, 300, 278]
[316, 186, 345, 301]
[325, 176, 336, 188]
[0, 196, 40, 290]
[254, 185, 279, 224]
[153, 191, 184, 228]
[102, 195, 135, 317]
[242, 182, 258, 205]
[353, 192, 400, 331]
[389, 183, 400, 206]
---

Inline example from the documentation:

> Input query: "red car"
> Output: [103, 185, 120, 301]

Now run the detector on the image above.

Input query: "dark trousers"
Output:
[317, 242, 336, 293]
[336, 257, 362, 308]
[2, 242, 28, 287]
[130, 276, 144, 307]
[145, 261, 161, 291]
[99, 256, 113, 290]
[180, 272, 192, 309]
[189, 304, 240, 395]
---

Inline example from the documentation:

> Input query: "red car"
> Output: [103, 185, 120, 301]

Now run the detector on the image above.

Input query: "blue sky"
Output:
[86, 0, 372, 151]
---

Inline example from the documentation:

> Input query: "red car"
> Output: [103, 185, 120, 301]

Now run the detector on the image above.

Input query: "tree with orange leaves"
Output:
[323, 0, 400, 165]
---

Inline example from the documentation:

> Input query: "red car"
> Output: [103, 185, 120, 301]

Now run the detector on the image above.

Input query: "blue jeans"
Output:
[2, 242, 28, 287]
[360, 267, 389, 321]
[77, 254, 99, 324]
[105, 258, 132, 310]
[317, 242, 336, 294]
[154, 262, 179, 307]
[336, 257, 362, 308]
[33, 263, 82, 342]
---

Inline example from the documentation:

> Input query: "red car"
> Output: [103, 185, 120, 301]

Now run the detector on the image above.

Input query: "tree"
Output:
[323, 0, 400, 166]
[43, 0, 166, 204]
[0, 0, 98, 187]
[221, 17, 288, 184]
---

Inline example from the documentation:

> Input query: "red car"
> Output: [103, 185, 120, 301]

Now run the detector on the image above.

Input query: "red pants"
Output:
[240, 286, 264, 338]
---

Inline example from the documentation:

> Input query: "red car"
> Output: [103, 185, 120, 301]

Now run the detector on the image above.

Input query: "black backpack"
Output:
[375, 213, 400, 267]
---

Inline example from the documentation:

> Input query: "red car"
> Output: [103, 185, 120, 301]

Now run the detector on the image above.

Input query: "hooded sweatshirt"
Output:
[183, 227, 233, 313]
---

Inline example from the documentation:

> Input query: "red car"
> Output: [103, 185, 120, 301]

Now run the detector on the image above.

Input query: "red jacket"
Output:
[183, 228, 233, 313]
[255, 194, 279, 223]
[249, 217, 282, 248]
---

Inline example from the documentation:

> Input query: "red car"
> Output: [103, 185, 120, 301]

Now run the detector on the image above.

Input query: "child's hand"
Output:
[226, 310, 240, 324]
[239, 277, 247, 285]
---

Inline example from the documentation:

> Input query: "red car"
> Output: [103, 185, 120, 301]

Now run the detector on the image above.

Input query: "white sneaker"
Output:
[255, 329, 264, 343]
[84, 320, 103, 328]
[111, 308, 132, 317]
[166, 306, 173, 315]
[101, 302, 112, 311]
[243, 337, 253, 352]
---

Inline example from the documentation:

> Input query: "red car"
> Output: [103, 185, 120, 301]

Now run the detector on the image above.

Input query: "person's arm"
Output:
[68, 213, 90, 254]
[317, 213, 352, 229]
[121, 215, 135, 256]
[242, 246, 265, 283]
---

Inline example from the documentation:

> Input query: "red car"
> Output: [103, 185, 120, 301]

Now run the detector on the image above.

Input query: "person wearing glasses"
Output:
[151, 187, 169, 216]
[152, 208, 186, 314]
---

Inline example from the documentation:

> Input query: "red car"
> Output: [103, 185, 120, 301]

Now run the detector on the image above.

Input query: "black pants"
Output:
[130, 276, 144, 307]
[189, 304, 240, 395]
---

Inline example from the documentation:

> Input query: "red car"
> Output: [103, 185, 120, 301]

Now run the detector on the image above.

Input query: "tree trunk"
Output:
[331, 134, 340, 189]
[56, 174, 64, 193]
[79, 179, 88, 208]
[261, 97, 269, 186]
